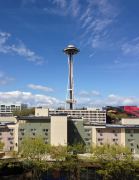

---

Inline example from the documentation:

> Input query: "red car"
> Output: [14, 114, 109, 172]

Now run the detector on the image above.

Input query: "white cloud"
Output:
[0, 71, 14, 85]
[28, 84, 54, 92]
[0, 91, 63, 107]
[77, 93, 139, 107]
[0, 31, 43, 64]
[0, 90, 138, 108]
[107, 94, 138, 106]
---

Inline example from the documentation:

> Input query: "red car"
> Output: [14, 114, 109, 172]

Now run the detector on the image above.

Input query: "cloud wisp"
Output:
[79, 0, 119, 50]
[28, 84, 54, 92]
[0, 71, 14, 85]
[79, 90, 100, 97]
[0, 31, 44, 64]
[121, 37, 139, 57]
[44, 0, 80, 17]
[23, 0, 118, 52]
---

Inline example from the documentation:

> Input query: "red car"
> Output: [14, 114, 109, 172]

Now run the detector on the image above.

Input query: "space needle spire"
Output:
[63, 45, 79, 110]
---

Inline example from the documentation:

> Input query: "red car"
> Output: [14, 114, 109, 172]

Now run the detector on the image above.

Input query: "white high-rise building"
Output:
[49, 107, 106, 124]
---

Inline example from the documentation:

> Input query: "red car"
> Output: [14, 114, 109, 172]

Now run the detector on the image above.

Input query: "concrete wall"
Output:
[7, 124, 18, 152]
[18, 118, 50, 145]
[35, 108, 49, 116]
[68, 118, 86, 145]
[96, 127, 121, 145]
[121, 128, 125, 146]
[122, 118, 139, 125]
[0, 123, 18, 152]
[0, 117, 17, 123]
[125, 128, 139, 154]
[51, 116, 67, 146]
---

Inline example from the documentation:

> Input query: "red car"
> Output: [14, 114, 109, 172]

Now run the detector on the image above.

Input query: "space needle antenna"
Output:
[63, 45, 79, 110]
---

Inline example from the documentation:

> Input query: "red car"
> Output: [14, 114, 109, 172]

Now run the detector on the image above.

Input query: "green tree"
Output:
[0, 141, 4, 151]
[13, 108, 35, 116]
[91, 144, 135, 180]
[49, 144, 84, 180]
[20, 137, 50, 179]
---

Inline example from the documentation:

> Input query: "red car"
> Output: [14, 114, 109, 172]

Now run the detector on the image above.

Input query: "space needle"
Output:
[63, 45, 79, 110]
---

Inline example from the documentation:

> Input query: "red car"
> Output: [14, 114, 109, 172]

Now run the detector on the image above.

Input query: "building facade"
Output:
[18, 115, 68, 146]
[49, 108, 106, 124]
[0, 117, 18, 152]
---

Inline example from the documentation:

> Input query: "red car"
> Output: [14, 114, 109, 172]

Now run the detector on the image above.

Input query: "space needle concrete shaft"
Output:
[63, 45, 79, 109]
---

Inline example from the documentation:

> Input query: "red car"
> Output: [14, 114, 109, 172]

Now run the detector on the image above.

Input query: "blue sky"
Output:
[0, 0, 139, 107]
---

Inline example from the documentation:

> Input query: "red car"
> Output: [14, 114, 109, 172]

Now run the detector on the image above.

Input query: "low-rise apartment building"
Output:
[0, 108, 139, 155]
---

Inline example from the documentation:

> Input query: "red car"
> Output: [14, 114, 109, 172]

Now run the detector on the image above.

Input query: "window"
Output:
[131, 148, 135, 153]
[100, 133, 103, 136]
[85, 138, 90, 141]
[10, 132, 14, 136]
[130, 143, 134, 146]
[85, 129, 91, 132]
[43, 138, 48, 140]
[10, 147, 13, 151]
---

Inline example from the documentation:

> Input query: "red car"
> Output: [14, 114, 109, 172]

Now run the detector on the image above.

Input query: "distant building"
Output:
[120, 106, 139, 117]
[0, 104, 28, 116]
[49, 107, 106, 124]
